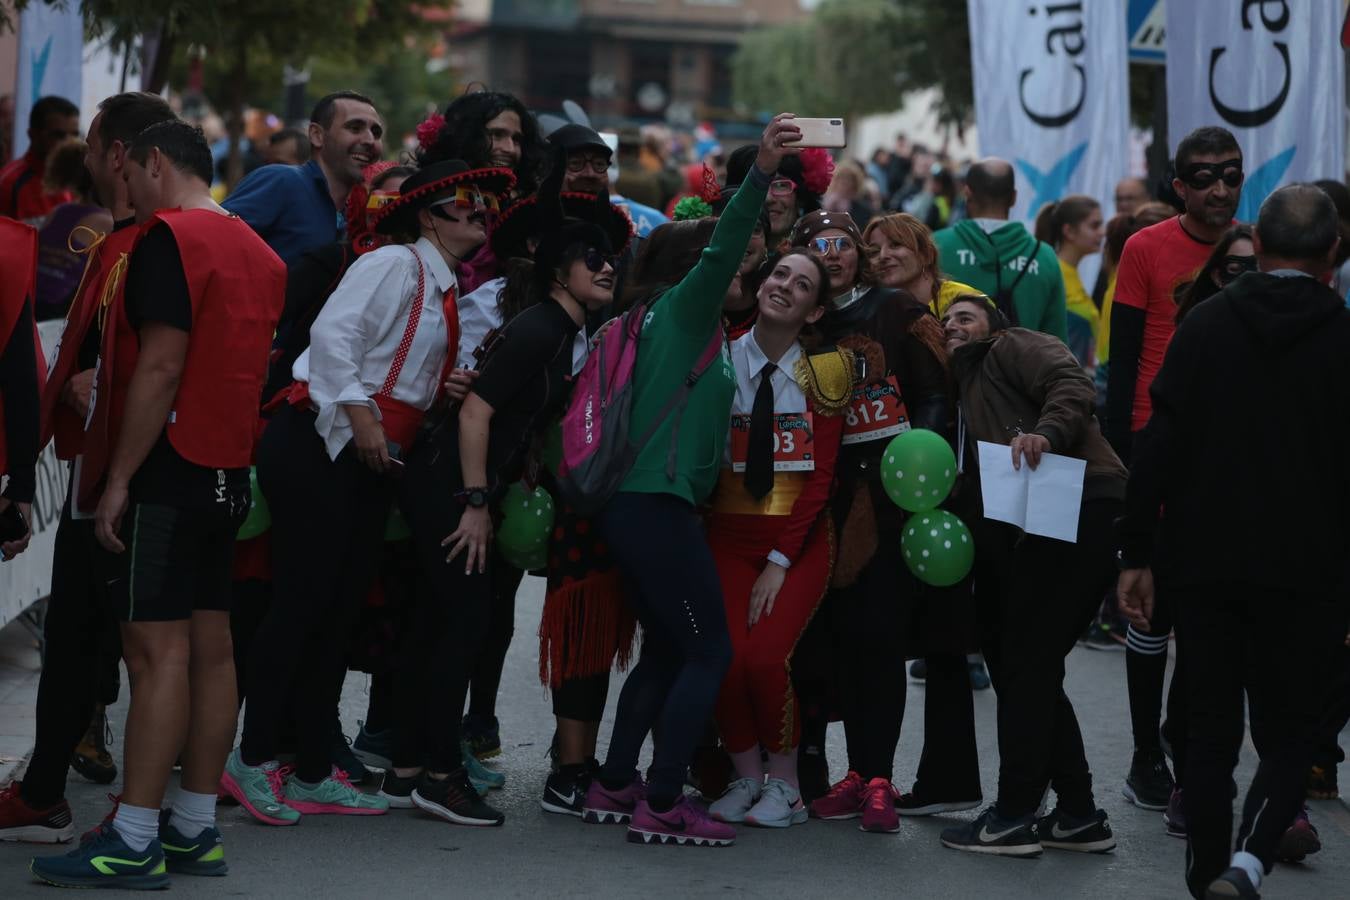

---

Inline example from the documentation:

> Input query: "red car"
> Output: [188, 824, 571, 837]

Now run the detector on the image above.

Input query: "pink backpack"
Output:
[556, 293, 724, 515]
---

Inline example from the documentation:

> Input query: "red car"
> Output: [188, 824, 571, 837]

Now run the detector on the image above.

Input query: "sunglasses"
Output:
[583, 248, 616, 273]
[1180, 159, 1244, 190]
[1216, 254, 1257, 284]
[769, 177, 798, 197]
[566, 154, 611, 174]
[810, 236, 854, 254]
[431, 185, 501, 214]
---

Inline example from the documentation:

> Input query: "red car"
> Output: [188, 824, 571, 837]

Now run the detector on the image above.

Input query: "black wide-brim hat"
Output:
[371, 159, 517, 235]
[491, 191, 634, 261]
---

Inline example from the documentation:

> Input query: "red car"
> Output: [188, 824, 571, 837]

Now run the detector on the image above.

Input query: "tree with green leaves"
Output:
[5, 0, 449, 187]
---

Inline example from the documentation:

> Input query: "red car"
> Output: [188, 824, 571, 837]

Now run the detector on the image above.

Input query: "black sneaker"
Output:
[541, 765, 593, 817]
[411, 770, 505, 826]
[378, 771, 418, 809]
[1205, 867, 1260, 899]
[1123, 749, 1173, 811]
[940, 807, 1042, 857]
[895, 790, 982, 817]
[462, 714, 502, 761]
[352, 721, 394, 772]
[1036, 807, 1116, 853]
[909, 659, 928, 680]
[332, 720, 373, 785]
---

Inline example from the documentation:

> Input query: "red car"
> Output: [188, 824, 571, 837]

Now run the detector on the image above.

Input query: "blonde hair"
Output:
[862, 212, 943, 300]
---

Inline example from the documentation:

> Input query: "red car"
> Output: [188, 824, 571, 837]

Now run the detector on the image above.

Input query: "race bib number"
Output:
[841, 376, 910, 445]
[729, 412, 815, 472]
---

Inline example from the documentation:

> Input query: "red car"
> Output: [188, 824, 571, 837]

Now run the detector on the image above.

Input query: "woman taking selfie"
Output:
[582, 113, 801, 848]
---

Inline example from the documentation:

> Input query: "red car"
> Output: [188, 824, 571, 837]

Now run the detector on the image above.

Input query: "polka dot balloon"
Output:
[879, 428, 957, 512]
[901, 509, 974, 586]
[497, 481, 555, 571]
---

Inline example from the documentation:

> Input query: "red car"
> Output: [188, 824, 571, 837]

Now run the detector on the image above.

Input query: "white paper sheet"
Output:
[976, 440, 1087, 543]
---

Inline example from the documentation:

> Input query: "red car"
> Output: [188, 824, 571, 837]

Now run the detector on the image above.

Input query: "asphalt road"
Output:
[4, 575, 1347, 898]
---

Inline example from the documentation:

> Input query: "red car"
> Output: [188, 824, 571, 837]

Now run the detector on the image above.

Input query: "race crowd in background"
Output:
[0, 86, 1346, 900]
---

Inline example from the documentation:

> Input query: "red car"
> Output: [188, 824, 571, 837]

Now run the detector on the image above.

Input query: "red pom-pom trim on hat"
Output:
[800, 147, 835, 195]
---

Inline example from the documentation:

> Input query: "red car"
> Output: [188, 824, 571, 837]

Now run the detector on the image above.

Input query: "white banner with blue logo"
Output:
[967, 0, 1129, 223]
[1166, 0, 1345, 223]
[11, 1, 84, 159]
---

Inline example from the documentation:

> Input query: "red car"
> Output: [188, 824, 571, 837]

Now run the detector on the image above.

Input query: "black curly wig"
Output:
[417, 91, 548, 196]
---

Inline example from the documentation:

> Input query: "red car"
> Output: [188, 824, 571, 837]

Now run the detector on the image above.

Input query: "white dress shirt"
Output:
[457, 275, 590, 375]
[294, 237, 456, 460]
[727, 326, 809, 568]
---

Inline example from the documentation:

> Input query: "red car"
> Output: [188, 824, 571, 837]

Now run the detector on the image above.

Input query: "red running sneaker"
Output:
[809, 770, 866, 820]
[0, 782, 75, 844]
[1276, 806, 1321, 863]
[627, 796, 735, 847]
[582, 775, 646, 824]
[860, 778, 901, 833]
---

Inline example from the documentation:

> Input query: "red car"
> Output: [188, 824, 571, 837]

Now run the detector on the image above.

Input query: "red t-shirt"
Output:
[1113, 216, 1216, 431]
[0, 151, 71, 222]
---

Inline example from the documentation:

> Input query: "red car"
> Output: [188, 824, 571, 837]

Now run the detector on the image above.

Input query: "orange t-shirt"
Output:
[1112, 216, 1217, 431]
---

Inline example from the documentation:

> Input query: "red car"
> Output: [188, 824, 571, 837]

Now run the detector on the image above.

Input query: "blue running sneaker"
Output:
[158, 810, 227, 876]
[30, 822, 169, 890]
[462, 742, 506, 793]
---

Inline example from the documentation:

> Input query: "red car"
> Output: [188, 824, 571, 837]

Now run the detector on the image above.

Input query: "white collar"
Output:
[743, 324, 803, 377]
[412, 236, 458, 294]
[971, 217, 1008, 234]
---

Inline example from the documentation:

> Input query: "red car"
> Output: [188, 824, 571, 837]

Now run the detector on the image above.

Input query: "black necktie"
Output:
[744, 362, 776, 500]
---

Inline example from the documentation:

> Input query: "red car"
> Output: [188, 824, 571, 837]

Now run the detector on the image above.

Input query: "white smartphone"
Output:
[790, 118, 847, 149]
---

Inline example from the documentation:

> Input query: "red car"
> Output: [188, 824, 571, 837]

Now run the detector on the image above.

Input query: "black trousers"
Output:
[1176, 585, 1348, 894]
[467, 561, 523, 719]
[975, 498, 1119, 819]
[241, 405, 391, 783]
[1311, 643, 1350, 771]
[390, 434, 493, 773]
[22, 475, 122, 808]
[910, 651, 982, 801]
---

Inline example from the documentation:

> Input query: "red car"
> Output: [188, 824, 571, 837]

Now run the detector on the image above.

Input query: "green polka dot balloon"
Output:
[901, 509, 974, 587]
[879, 428, 957, 512]
[235, 467, 271, 541]
[497, 481, 555, 571]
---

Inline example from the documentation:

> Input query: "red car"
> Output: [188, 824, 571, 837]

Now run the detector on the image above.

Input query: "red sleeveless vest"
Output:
[79, 208, 284, 510]
[0, 217, 45, 474]
[40, 224, 140, 460]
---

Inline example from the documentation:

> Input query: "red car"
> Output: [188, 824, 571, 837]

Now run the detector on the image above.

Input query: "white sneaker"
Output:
[744, 778, 808, 828]
[709, 777, 763, 823]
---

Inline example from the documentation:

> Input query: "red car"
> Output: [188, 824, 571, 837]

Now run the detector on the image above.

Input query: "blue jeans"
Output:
[598, 492, 732, 804]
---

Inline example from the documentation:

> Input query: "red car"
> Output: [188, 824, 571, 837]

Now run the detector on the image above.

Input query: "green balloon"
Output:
[901, 510, 974, 587]
[496, 482, 555, 571]
[880, 428, 957, 512]
[385, 505, 412, 543]
[236, 467, 270, 541]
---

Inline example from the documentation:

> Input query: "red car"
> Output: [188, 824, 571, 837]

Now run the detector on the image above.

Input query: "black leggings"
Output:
[241, 405, 391, 783]
[597, 492, 732, 806]
[467, 562, 523, 720]
[390, 436, 493, 773]
[831, 546, 913, 782]
[553, 673, 610, 722]
[975, 498, 1120, 819]
[22, 480, 122, 808]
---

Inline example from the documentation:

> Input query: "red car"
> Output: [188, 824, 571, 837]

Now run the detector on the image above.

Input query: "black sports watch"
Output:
[456, 486, 490, 508]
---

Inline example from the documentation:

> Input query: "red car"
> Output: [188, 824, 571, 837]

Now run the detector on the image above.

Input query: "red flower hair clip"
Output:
[799, 147, 835, 195]
[416, 113, 446, 151]
[698, 163, 722, 204]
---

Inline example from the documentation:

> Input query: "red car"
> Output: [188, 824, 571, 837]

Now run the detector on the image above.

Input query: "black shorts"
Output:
[106, 500, 247, 623]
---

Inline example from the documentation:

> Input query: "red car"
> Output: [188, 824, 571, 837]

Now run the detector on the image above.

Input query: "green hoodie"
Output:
[933, 219, 1068, 342]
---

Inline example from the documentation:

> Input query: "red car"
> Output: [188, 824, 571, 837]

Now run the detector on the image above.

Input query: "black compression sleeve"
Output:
[1, 299, 40, 503]
[1104, 303, 1145, 463]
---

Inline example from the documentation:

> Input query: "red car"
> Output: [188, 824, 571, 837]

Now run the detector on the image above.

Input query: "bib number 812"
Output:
[844, 398, 888, 428]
